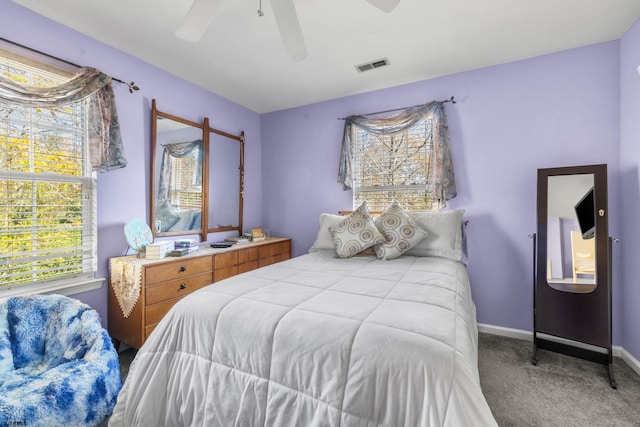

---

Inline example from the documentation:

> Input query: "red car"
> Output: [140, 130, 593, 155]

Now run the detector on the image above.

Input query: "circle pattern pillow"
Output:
[374, 201, 429, 260]
[329, 202, 384, 258]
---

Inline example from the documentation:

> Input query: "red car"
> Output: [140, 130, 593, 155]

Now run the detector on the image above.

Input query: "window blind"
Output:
[0, 53, 96, 288]
[352, 118, 435, 212]
[169, 153, 202, 210]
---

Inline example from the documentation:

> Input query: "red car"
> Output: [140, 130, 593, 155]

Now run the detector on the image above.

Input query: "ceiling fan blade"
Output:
[270, 0, 307, 61]
[365, 0, 400, 13]
[175, 0, 225, 42]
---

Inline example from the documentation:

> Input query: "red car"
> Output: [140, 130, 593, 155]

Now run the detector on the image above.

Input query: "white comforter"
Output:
[109, 251, 497, 426]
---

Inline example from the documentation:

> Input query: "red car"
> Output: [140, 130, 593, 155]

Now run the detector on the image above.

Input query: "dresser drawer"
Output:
[258, 241, 291, 267]
[145, 298, 179, 327]
[145, 324, 158, 341]
[145, 271, 213, 305]
[238, 247, 258, 273]
[146, 256, 212, 284]
[238, 247, 258, 264]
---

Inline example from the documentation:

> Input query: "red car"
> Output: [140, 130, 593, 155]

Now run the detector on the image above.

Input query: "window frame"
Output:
[0, 46, 104, 298]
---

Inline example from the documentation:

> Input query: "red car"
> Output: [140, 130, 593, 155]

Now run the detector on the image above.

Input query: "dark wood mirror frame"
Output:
[533, 163, 615, 388]
[151, 99, 244, 242]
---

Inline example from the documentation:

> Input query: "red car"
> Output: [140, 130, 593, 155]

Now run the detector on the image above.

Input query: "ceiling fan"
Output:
[175, 0, 401, 61]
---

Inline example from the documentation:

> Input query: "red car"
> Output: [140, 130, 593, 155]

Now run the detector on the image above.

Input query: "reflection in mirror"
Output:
[546, 174, 596, 292]
[207, 129, 244, 234]
[151, 100, 206, 239]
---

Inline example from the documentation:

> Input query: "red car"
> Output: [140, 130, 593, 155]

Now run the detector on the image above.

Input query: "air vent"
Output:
[355, 58, 390, 73]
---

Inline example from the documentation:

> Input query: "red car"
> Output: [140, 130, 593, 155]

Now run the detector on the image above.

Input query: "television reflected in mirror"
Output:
[574, 187, 595, 240]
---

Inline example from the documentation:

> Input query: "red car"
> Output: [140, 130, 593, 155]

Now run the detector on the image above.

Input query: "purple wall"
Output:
[261, 42, 623, 344]
[4, 0, 639, 362]
[1, 0, 262, 324]
[620, 20, 640, 360]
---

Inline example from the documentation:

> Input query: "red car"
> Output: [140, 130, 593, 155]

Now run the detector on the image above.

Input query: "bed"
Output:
[109, 206, 497, 426]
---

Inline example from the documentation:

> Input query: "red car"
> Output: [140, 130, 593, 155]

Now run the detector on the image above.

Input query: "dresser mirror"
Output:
[207, 128, 244, 234]
[151, 100, 208, 240]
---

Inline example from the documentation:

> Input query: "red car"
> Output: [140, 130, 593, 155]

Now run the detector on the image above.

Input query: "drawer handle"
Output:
[179, 283, 186, 290]
[179, 266, 186, 272]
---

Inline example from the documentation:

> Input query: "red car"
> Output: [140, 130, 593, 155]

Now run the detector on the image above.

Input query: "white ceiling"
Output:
[11, 0, 640, 113]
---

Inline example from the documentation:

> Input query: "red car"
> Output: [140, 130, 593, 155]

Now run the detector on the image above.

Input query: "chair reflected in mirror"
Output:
[570, 230, 596, 283]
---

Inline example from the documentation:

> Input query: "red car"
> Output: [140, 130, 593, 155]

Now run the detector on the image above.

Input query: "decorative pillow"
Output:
[155, 199, 180, 232]
[329, 202, 385, 258]
[404, 209, 465, 261]
[309, 213, 345, 253]
[374, 202, 428, 260]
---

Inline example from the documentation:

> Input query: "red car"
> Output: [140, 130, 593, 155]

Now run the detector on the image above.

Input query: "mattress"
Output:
[109, 250, 497, 426]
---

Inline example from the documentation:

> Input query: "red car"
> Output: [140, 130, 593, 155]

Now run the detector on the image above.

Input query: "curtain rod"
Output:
[0, 37, 140, 93]
[337, 96, 456, 120]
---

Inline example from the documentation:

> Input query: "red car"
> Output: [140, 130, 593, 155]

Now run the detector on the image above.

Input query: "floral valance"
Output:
[0, 67, 126, 172]
[338, 101, 456, 204]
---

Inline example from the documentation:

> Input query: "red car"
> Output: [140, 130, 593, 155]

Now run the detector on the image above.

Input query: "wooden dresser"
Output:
[108, 237, 291, 349]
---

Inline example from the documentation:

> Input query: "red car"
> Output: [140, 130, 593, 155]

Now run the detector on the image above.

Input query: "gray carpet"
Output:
[478, 332, 640, 427]
[115, 334, 640, 426]
[117, 346, 137, 380]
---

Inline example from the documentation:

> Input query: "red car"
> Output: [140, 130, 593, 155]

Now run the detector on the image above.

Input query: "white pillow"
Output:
[374, 202, 428, 260]
[309, 213, 345, 252]
[404, 209, 465, 261]
[329, 202, 385, 259]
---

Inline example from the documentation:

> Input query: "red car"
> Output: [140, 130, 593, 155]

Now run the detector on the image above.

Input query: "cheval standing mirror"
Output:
[533, 164, 615, 388]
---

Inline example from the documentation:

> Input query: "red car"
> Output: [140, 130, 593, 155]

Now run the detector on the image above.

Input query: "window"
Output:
[168, 148, 202, 210]
[0, 50, 98, 292]
[352, 117, 435, 212]
[339, 102, 456, 210]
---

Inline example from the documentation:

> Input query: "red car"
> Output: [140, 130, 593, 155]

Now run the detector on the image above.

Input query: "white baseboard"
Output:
[477, 323, 640, 376]
[618, 347, 640, 377]
[478, 323, 532, 341]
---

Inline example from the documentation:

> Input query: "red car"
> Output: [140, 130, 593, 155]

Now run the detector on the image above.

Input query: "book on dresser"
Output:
[169, 246, 199, 256]
[174, 239, 197, 248]
[169, 247, 189, 257]
[224, 236, 250, 244]
[172, 239, 199, 255]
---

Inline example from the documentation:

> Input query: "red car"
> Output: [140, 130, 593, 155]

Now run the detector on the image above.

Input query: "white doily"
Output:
[110, 257, 144, 318]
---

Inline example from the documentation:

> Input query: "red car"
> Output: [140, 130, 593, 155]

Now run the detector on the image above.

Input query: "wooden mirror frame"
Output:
[150, 99, 245, 242]
[150, 100, 209, 241]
